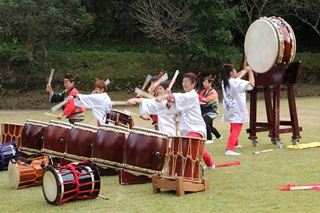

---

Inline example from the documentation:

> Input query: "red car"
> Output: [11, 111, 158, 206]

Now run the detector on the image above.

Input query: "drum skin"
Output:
[92, 124, 130, 163]
[123, 127, 168, 172]
[65, 123, 97, 158]
[42, 120, 73, 153]
[1, 123, 24, 146]
[0, 141, 19, 170]
[21, 120, 47, 151]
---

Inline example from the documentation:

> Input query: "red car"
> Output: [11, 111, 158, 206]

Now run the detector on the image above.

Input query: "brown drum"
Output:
[65, 123, 97, 160]
[105, 109, 134, 129]
[245, 16, 296, 73]
[8, 155, 52, 189]
[41, 120, 73, 158]
[20, 120, 47, 155]
[91, 124, 130, 169]
[162, 136, 205, 182]
[1, 123, 24, 146]
[123, 126, 168, 175]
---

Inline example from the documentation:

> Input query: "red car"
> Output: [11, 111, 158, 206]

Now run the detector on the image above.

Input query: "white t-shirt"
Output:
[221, 78, 253, 123]
[74, 93, 112, 125]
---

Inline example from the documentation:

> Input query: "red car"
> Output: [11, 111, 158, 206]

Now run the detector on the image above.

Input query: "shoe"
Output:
[206, 140, 214, 144]
[225, 150, 241, 156]
[203, 165, 215, 170]
[212, 136, 222, 141]
[234, 145, 242, 149]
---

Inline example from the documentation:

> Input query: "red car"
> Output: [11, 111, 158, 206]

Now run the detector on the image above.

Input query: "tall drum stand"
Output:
[246, 62, 302, 148]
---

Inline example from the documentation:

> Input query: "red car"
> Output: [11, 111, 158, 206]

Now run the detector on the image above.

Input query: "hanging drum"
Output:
[244, 16, 296, 73]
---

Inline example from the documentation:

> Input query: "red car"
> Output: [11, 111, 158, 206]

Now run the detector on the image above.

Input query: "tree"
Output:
[0, 0, 91, 76]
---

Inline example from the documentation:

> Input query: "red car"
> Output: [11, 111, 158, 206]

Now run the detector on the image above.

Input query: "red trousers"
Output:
[187, 132, 214, 167]
[226, 123, 243, 151]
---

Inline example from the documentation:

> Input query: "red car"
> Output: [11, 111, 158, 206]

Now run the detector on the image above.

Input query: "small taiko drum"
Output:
[1, 122, 24, 146]
[20, 120, 48, 155]
[0, 141, 19, 170]
[106, 109, 134, 129]
[123, 126, 168, 175]
[244, 16, 296, 73]
[41, 120, 73, 158]
[91, 124, 131, 169]
[162, 136, 205, 183]
[42, 160, 100, 205]
[8, 155, 52, 189]
[65, 123, 97, 160]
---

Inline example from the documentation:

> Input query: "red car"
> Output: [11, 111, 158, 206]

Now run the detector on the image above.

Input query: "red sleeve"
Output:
[63, 88, 86, 116]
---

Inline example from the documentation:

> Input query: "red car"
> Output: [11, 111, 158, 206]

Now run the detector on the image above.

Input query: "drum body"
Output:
[106, 109, 134, 128]
[21, 120, 47, 151]
[1, 123, 24, 146]
[42, 160, 100, 205]
[163, 136, 205, 182]
[92, 124, 130, 166]
[123, 127, 168, 173]
[65, 123, 97, 159]
[0, 141, 19, 170]
[8, 155, 51, 189]
[244, 16, 296, 73]
[42, 120, 73, 156]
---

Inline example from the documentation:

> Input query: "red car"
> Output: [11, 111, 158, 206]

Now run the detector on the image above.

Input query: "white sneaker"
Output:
[234, 145, 242, 149]
[203, 165, 215, 170]
[212, 136, 222, 141]
[225, 150, 241, 156]
[206, 140, 214, 144]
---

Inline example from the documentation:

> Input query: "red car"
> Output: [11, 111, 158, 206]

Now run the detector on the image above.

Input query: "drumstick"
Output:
[111, 101, 128, 106]
[123, 109, 140, 117]
[51, 100, 67, 112]
[44, 112, 57, 117]
[135, 87, 155, 99]
[105, 79, 110, 85]
[168, 70, 179, 90]
[148, 72, 168, 92]
[141, 74, 152, 90]
[48, 69, 54, 85]
[98, 194, 109, 200]
[252, 149, 273, 154]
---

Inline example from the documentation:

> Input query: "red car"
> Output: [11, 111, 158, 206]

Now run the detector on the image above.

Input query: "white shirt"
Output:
[140, 98, 176, 136]
[74, 93, 112, 125]
[221, 78, 253, 123]
[166, 89, 207, 138]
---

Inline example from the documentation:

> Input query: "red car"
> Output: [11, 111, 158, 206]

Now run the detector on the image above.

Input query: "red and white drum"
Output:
[0, 141, 19, 170]
[106, 109, 134, 129]
[8, 155, 52, 189]
[41, 120, 73, 158]
[1, 123, 24, 146]
[65, 123, 97, 160]
[91, 124, 130, 169]
[245, 16, 296, 73]
[162, 136, 205, 182]
[42, 160, 100, 205]
[123, 126, 168, 175]
[20, 120, 48, 155]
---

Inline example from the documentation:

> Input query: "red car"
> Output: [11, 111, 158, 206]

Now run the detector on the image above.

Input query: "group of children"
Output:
[46, 63, 255, 169]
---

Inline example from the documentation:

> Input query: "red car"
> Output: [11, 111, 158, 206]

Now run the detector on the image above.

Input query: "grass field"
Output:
[0, 96, 319, 213]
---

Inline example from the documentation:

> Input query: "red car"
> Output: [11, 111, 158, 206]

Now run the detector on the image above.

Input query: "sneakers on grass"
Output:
[206, 140, 214, 144]
[212, 136, 222, 141]
[225, 150, 241, 156]
[234, 145, 242, 149]
[203, 165, 216, 170]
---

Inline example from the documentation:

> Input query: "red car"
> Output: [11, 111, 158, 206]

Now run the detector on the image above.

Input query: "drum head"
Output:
[245, 19, 280, 73]
[42, 167, 59, 204]
[8, 160, 20, 189]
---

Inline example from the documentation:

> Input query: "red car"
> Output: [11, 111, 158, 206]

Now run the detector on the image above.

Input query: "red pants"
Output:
[226, 123, 243, 151]
[187, 132, 214, 167]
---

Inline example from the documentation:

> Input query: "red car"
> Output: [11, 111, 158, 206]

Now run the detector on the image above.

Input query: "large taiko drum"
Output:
[91, 124, 130, 169]
[105, 109, 134, 129]
[8, 155, 52, 189]
[244, 16, 296, 73]
[64, 123, 97, 161]
[162, 136, 205, 183]
[1, 123, 24, 146]
[41, 120, 73, 158]
[123, 127, 168, 175]
[42, 160, 100, 205]
[20, 120, 48, 155]
[0, 141, 20, 170]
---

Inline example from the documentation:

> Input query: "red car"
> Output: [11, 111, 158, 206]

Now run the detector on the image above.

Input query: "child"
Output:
[221, 64, 255, 156]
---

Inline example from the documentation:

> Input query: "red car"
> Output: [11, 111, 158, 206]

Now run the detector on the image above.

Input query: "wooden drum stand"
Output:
[246, 61, 302, 148]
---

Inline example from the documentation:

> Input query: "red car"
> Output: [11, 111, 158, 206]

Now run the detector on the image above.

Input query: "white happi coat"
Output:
[221, 78, 253, 123]
[140, 98, 176, 136]
[74, 93, 112, 125]
[166, 89, 207, 138]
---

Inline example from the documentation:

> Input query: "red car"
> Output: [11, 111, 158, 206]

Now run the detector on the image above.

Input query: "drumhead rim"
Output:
[8, 160, 20, 189]
[42, 167, 60, 204]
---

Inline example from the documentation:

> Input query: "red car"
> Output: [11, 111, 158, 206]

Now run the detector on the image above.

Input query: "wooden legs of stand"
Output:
[152, 174, 209, 196]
